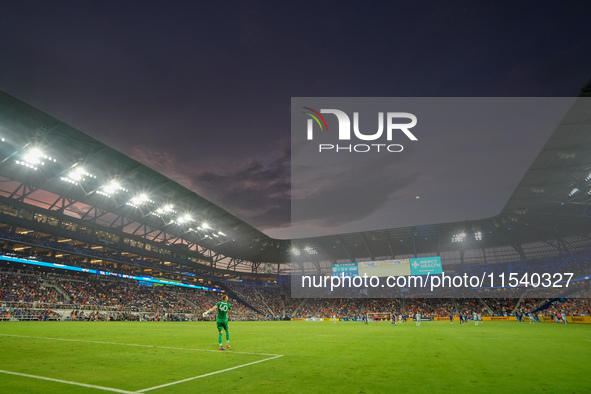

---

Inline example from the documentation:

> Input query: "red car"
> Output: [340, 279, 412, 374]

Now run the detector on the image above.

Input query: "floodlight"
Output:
[104, 182, 120, 194]
[155, 204, 174, 214]
[474, 232, 482, 241]
[18, 148, 57, 168]
[569, 188, 579, 196]
[291, 248, 301, 256]
[23, 148, 44, 164]
[201, 222, 210, 229]
[177, 214, 193, 224]
[129, 194, 150, 206]
[97, 181, 126, 197]
[60, 167, 95, 185]
[452, 233, 466, 243]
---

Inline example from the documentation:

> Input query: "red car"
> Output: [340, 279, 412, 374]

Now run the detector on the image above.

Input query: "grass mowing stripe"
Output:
[0, 369, 135, 393]
[0, 334, 280, 357]
[136, 355, 284, 393]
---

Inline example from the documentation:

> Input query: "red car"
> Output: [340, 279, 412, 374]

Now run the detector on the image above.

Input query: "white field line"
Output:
[0, 369, 135, 393]
[136, 354, 284, 393]
[0, 334, 280, 356]
[0, 333, 284, 392]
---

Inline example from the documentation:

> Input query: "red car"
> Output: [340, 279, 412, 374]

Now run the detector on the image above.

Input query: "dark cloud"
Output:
[292, 155, 420, 228]
[191, 146, 291, 230]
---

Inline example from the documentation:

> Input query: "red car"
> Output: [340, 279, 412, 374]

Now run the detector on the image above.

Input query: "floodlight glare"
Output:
[60, 167, 95, 185]
[23, 148, 44, 164]
[104, 182, 120, 194]
[156, 204, 174, 214]
[201, 222, 210, 229]
[16, 148, 56, 170]
[69, 168, 85, 181]
[474, 231, 482, 241]
[291, 248, 301, 256]
[97, 181, 126, 197]
[130, 194, 150, 206]
[452, 233, 466, 243]
[177, 214, 193, 224]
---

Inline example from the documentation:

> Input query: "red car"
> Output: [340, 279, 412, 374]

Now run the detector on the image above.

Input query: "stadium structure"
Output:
[0, 79, 590, 322]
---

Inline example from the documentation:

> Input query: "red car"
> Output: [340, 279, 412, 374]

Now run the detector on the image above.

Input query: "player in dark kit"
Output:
[204, 294, 232, 350]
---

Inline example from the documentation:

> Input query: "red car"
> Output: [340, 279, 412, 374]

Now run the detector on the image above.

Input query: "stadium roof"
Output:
[0, 82, 590, 272]
[0, 90, 287, 266]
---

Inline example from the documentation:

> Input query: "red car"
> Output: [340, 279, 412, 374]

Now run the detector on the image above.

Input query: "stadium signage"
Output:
[303, 107, 417, 153]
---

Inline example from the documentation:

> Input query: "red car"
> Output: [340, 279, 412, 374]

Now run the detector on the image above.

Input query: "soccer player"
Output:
[449, 313, 453, 324]
[375, 313, 379, 324]
[333, 314, 337, 324]
[204, 294, 232, 350]
[415, 312, 421, 326]
[391, 312, 396, 326]
[473, 311, 478, 326]
[362, 314, 368, 325]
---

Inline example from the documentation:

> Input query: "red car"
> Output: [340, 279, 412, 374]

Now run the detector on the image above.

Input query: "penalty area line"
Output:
[136, 354, 284, 393]
[0, 334, 280, 357]
[0, 369, 135, 394]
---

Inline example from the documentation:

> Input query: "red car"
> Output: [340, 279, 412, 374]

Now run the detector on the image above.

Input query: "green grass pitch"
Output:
[0, 320, 590, 393]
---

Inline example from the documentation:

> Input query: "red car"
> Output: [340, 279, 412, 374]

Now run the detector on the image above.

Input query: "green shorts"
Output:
[216, 320, 229, 331]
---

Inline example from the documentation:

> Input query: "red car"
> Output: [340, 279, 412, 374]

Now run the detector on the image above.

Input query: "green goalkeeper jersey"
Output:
[216, 301, 231, 321]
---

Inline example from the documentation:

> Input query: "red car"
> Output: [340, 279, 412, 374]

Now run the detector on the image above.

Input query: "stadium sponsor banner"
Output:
[434, 316, 459, 321]
[538, 316, 591, 324]
[409, 256, 443, 276]
[569, 316, 591, 324]
[291, 318, 306, 321]
[485, 316, 515, 321]
[322, 318, 339, 322]
[539, 316, 559, 323]
[306, 318, 324, 321]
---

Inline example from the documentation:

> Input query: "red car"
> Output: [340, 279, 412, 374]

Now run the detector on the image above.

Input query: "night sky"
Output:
[1, 1, 590, 239]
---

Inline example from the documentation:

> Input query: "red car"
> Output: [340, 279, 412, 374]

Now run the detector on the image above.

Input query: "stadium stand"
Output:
[0, 88, 590, 324]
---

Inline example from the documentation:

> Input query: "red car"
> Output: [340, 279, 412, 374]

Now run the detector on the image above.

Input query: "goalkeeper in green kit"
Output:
[203, 294, 231, 350]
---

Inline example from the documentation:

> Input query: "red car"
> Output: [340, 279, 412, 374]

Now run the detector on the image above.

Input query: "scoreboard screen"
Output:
[358, 260, 411, 277]
[331, 262, 359, 277]
[332, 256, 442, 278]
